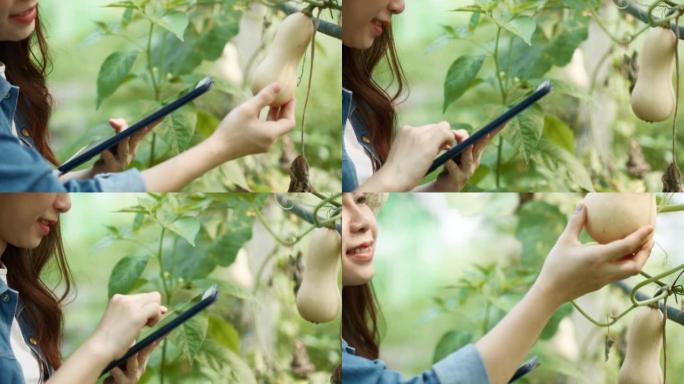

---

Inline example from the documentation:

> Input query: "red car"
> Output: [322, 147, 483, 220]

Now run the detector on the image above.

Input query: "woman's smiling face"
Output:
[0, 193, 71, 252]
[0, 1, 38, 41]
[342, 193, 378, 286]
[342, 0, 405, 49]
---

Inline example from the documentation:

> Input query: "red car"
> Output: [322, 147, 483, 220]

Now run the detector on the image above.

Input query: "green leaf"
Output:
[105, 0, 139, 9]
[442, 55, 485, 113]
[543, 115, 575, 153]
[534, 139, 594, 191]
[207, 217, 252, 268]
[500, 16, 536, 45]
[147, 11, 189, 41]
[96, 51, 138, 109]
[166, 216, 201, 246]
[108, 255, 150, 297]
[548, 79, 592, 102]
[540, 303, 573, 340]
[433, 330, 473, 363]
[506, 105, 544, 163]
[159, 108, 197, 154]
[195, 343, 257, 383]
[207, 315, 240, 353]
[450, 5, 485, 13]
[121, 8, 134, 27]
[173, 313, 209, 359]
[516, 200, 566, 268]
[499, 14, 589, 80]
[209, 279, 254, 301]
[195, 109, 220, 138]
[150, 6, 241, 76]
[468, 13, 481, 32]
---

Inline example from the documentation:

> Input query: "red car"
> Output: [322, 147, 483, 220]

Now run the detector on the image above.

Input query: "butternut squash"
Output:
[584, 193, 656, 244]
[630, 27, 677, 122]
[296, 228, 341, 323]
[618, 306, 663, 384]
[250, 12, 315, 107]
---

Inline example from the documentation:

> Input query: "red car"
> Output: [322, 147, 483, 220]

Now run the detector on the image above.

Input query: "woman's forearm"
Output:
[46, 338, 110, 384]
[356, 166, 407, 192]
[475, 283, 560, 384]
[140, 139, 233, 192]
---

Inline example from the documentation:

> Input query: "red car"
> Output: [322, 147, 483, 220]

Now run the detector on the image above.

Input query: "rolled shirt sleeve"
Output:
[0, 133, 147, 192]
[433, 344, 489, 384]
[342, 339, 489, 384]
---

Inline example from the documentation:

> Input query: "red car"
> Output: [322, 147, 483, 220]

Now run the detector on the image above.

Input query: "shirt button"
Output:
[361, 136, 371, 144]
[29, 337, 38, 345]
[21, 128, 30, 137]
[1, 293, 9, 302]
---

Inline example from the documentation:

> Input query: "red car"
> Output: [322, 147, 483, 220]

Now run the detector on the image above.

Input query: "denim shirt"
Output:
[342, 339, 489, 384]
[0, 277, 53, 383]
[0, 74, 146, 192]
[342, 89, 382, 192]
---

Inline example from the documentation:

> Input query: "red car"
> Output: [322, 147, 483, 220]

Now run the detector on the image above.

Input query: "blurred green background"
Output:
[40, 0, 340, 192]
[370, 193, 684, 383]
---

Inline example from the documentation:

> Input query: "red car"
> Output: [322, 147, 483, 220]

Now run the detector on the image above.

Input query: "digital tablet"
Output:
[101, 285, 219, 376]
[426, 80, 552, 175]
[58, 76, 214, 175]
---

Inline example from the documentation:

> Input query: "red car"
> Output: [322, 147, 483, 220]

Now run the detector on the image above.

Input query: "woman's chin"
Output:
[342, 35, 375, 50]
[3, 26, 35, 42]
[343, 265, 375, 286]
[10, 238, 41, 250]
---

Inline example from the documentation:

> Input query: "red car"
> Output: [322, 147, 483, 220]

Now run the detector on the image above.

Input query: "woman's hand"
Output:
[360, 122, 455, 191]
[47, 292, 167, 384]
[86, 292, 167, 362]
[104, 340, 162, 384]
[90, 118, 160, 175]
[533, 201, 655, 307]
[429, 126, 500, 192]
[137, 83, 295, 192]
[208, 83, 296, 162]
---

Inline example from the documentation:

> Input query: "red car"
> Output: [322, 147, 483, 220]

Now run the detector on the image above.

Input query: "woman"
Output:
[0, 193, 167, 383]
[0, 0, 295, 192]
[341, 193, 655, 383]
[342, 0, 502, 192]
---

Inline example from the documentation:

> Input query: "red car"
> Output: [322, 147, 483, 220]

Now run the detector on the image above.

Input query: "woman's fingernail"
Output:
[575, 202, 584, 212]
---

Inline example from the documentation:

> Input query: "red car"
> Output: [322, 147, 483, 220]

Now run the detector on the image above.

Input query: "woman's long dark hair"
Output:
[342, 282, 383, 359]
[342, 26, 406, 164]
[0, 6, 56, 164]
[3, 226, 73, 371]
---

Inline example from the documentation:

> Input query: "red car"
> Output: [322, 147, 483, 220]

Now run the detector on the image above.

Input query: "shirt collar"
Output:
[341, 338, 356, 355]
[0, 70, 13, 101]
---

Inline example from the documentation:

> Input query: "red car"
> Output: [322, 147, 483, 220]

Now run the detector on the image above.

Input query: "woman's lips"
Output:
[36, 218, 55, 236]
[346, 242, 374, 262]
[370, 19, 384, 37]
[10, 6, 37, 24]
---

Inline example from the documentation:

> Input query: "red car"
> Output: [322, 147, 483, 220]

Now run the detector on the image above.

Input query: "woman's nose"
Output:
[388, 0, 405, 14]
[54, 193, 72, 213]
[347, 209, 369, 234]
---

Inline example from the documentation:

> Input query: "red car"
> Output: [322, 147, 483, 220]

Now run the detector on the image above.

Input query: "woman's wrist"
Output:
[528, 278, 564, 313]
[203, 134, 239, 166]
[357, 166, 398, 192]
[81, 335, 114, 368]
